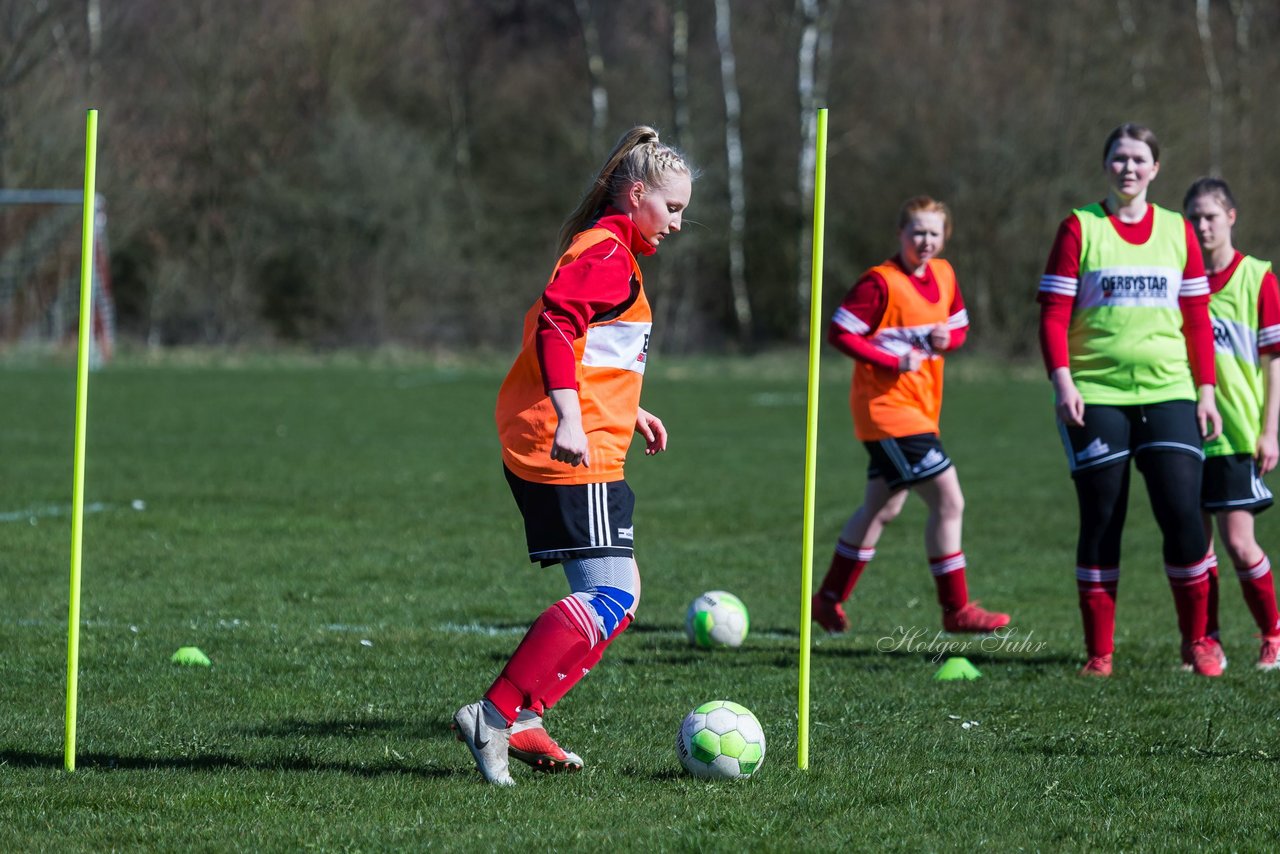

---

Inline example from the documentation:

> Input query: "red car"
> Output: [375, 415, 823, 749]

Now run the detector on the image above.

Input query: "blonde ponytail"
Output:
[558, 125, 691, 253]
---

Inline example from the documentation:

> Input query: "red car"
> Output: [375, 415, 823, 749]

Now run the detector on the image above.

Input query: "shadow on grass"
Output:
[0, 747, 466, 779]
[816, 645, 1083, 669]
[246, 717, 414, 738]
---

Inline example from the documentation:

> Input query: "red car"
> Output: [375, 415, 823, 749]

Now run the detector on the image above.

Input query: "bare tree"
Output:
[1228, 0, 1252, 177]
[0, 0, 70, 186]
[795, 0, 839, 340]
[715, 0, 753, 344]
[663, 0, 698, 352]
[574, 0, 608, 155]
[1195, 0, 1224, 174]
[1115, 0, 1145, 92]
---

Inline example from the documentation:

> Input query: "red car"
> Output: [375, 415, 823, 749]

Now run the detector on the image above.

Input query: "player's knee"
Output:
[1222, 531, 1259, 567]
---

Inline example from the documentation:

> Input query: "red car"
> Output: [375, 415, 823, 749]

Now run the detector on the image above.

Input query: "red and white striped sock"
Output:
[533, 613, 633, 714]
[1166, 555, 1213, 644]
[484, 597, 596, 724]
[929, 551, 968, 614]
[817, 541, 874, 602]
[1076, 565, 1119, 657]
[1235, 555, 1280, 637]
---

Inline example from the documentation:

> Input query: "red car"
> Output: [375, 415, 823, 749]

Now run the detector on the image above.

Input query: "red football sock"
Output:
[532, 613, 634, 715]
[484, 596, 597, 724]
[929, 552, 968, 613]
[1235, 555, 1280, 637]
[1166, 557, 1212, 644]
[1205, 551, 1220, 639]
[817, 542, 874, 602]
[1076, 565, 1118, 657]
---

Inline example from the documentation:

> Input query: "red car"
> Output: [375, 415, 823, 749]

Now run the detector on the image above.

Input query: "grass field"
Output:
[2, 353, 1279, 851]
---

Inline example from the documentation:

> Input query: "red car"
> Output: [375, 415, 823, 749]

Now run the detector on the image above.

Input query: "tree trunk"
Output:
[574, 0, 608, 156]
[1115, 0, 1145, 92]
[664, 0, 697, 353]
[795, 0, 837, 340]
[1195, 0, 1224, 174]
[441, 5, 479, 231]
[1228, 0, 1252, 180]
[714, 0, 752, 344]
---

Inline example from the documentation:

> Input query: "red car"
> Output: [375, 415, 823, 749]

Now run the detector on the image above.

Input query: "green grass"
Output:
[2, 354, 1278, 851]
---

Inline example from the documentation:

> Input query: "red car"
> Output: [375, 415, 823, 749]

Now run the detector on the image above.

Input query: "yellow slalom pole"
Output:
[65, 108, 99, 772]
[797, 108, 828, 771]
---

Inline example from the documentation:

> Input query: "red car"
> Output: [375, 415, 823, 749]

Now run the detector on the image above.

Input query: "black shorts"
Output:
[1202, 453, 1274, 513]
[864, 433, 953, 489]
[1058, 400, 1203, 476]
[503, 466, 636, 566]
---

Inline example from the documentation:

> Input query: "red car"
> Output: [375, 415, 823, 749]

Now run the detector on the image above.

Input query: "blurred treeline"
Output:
[2, 0, 1278, 355]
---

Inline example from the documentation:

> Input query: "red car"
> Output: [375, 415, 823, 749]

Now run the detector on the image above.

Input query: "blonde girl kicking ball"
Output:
[1184, 176, 1280, 669]
[453, 126, 692, 785]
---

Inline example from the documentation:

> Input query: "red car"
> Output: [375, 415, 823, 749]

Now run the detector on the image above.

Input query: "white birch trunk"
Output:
[574, 0, 609, 156]
[715, 0, 753, 342]
[1196, 0, 1224, 174]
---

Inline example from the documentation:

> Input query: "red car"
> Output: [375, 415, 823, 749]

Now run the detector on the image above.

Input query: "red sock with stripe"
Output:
[1076, 565, 1118, 657]
[1205, 550, 1220, 639]
[484, 597, 597, 724]
[1235, 555, 1280, 637]
[1166, 557, 1212, 644]
[817, 542, 874, 602]
[531, 613, 633, 715]
[929, 552, 968, 614]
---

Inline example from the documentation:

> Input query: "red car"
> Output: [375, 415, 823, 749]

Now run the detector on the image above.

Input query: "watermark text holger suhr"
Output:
[876, 626, 1048, 662]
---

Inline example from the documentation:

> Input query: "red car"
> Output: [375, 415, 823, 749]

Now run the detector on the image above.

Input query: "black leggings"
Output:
[1074, 450, 1206, 567]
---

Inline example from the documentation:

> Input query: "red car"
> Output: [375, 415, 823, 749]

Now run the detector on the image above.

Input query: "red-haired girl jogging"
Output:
[813, 196, 1011, 639]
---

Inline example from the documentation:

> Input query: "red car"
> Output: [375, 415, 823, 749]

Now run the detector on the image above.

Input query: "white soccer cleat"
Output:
[453, 701, 515, 786]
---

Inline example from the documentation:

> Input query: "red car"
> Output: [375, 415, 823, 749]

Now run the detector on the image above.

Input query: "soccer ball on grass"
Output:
[684, 590, 749, 648]
[676, 700, 766, 780]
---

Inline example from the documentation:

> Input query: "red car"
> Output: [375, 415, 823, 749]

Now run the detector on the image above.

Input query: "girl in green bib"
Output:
[1184, 177, 1280, 670]
[1039, 123, 1223, 678]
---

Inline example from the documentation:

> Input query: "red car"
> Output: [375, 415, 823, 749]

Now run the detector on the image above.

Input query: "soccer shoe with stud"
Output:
[452, 701, 515, 786]
[1180, 637, 1227, 673]
[1078, 654, 1113, 677]
[1257, 635, 1280, 670]
[811, 593, 850, 634]
[508, 714, 584, 773]
[1187, 638, 1225, 677]
[942, 601, 1010, 634]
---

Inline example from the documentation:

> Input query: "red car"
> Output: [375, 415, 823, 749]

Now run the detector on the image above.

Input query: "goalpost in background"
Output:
[0, 189, 115, 364]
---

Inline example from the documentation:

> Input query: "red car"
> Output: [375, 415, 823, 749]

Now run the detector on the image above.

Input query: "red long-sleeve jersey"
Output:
[829, 255, 969, 368]
[1209, 251, 1280, 356]
[535, 210, 655, 391]
[1037, 202, 1214, 385]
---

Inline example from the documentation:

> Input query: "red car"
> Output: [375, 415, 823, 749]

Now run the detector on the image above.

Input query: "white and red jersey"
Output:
[1038, 201, 1215, 384]
[1209, 251, 1280, 356]
[830, 256, 969, 440]
[829, 255, 969, 370]
[535, 210, 656, 391]
[497, 212, 656, 486]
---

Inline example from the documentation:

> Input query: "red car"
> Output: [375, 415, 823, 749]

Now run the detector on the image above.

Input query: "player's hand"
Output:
[1050, 368, 1085, 427]
[898, 349, 924, 372]
[1257, 433, 1279, 475]
[636, 407, 667, 455]
[929, 324, 951, 352]
[1197, 385, 1223, 442]
[551, 420, 590, 467]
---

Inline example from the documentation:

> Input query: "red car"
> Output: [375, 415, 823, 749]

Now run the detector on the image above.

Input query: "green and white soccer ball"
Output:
[684, 590, 749, 648]
[676, 700, 766, 780]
